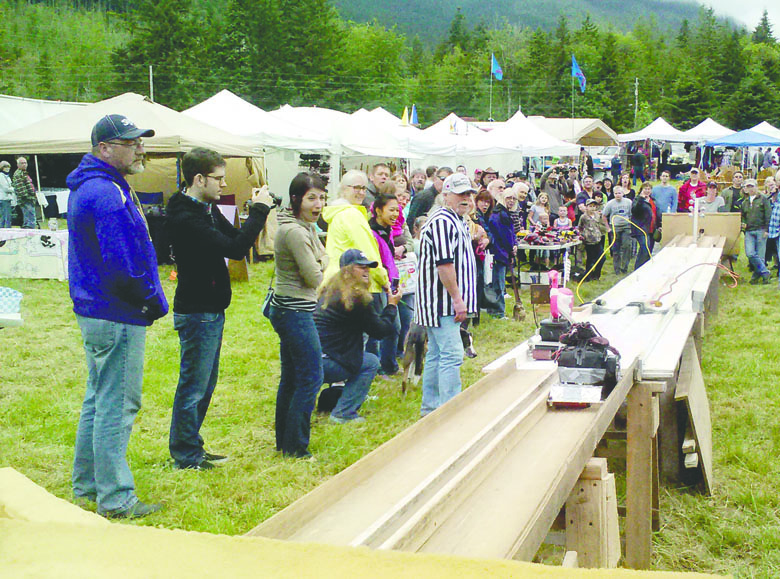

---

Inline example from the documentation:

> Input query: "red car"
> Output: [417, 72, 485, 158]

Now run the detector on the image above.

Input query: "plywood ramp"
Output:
[0, 518, 722, 578]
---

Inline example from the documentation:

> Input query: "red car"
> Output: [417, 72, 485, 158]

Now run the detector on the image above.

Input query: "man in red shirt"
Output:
[677, 167, 707, 212]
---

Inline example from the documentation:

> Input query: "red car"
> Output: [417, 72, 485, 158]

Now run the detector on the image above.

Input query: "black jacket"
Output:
[406, 185, 438, 226]
[315, 292, 397, 375]
[166, 193, 269, 313]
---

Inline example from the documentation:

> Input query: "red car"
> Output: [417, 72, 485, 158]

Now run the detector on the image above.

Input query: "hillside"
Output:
[334, 0, 708, 42]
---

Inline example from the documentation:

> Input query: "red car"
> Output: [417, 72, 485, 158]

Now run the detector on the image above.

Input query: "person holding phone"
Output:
[315, 249, 402, 423]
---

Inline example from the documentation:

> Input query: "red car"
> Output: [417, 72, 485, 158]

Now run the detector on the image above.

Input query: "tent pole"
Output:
[34, 154, 45, 227]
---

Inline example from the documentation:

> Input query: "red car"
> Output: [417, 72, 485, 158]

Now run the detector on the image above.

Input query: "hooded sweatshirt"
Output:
[274, 208, 327, 303]
[322, 200, 389, 293]
[66, 154, 168, 326]
[166, 192, 270, 313]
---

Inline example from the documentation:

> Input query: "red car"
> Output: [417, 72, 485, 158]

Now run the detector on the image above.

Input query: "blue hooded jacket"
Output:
[66, 154, 168, 326]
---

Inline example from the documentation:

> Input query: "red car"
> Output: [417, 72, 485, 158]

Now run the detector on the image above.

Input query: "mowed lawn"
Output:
[1, 250, 779, 577]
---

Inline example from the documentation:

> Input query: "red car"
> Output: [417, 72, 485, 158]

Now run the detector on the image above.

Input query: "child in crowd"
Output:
[553, 205, 572, 230]
[601, 186, 633, 275]
[578, 199, 607, 281]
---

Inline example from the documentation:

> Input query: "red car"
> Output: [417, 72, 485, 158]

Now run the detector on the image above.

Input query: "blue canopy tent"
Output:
[705, 129, 780, 147]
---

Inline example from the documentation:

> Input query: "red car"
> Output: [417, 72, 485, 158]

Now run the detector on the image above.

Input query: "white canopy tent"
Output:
[0, 94, 88, 136]
[678, 118, 734, 142]
[750, 121, 780, 140]
[524, 116, 617, 146]
[183, 90, 330, 152]
[487, 110, 581, 157]
[0, 92, 262, 156]
[618, 117, 687, 143]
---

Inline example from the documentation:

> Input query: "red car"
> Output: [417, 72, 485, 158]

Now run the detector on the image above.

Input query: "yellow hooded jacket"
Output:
[321, 201, 389, 293]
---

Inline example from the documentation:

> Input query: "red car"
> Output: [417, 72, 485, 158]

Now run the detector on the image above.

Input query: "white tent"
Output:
[183, 90, 330, 152]
[0, 94, 88, 136]
[0, 92, 262, 156]
[618, 117, 687, 142]
[525, 116, 617, 146]
[423, 113, 520, 156]
[354, 109, 457, 157]
[487, 110, 581, 157]
[678, 118, 734, 142]
[750, 121, 780, 140]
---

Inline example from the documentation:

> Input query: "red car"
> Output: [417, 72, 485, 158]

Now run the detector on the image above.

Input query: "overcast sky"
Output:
[697, 0, 779, 33]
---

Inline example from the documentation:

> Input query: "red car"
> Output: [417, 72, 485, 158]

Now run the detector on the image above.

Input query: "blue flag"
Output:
[571, 55, 586, 93]
[491, 53, 503, 81]
[410, 104, 418, 126]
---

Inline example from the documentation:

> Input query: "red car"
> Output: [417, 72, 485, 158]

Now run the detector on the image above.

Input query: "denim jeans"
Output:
[169, 311, 225, 467]
[612, 229, 632, 274]
[72, 315, 146, 514]
[365, 292, 400, 373]
[485, 262, 507, 317]
[323, 352, 379, 420]
[744, 229, 770, 277]
[396, 293, 415, 357]
[421, 316, 465, 417]
[0, 200, 11, 228]
[634, 234, 655, 271]
[20, 202, 36, 229]
[269, 305, 323, 457]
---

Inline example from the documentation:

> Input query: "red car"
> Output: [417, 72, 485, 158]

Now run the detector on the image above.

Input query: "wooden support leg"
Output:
[626, 383, 653, 569]
[652, 435, 660, 532]
[565, 458, 620, 568]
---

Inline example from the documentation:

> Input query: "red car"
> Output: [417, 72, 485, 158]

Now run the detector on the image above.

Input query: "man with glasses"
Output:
[406, 166, 453, 226]
[68, 114, 168, 518]
[166, 148, 272, 470]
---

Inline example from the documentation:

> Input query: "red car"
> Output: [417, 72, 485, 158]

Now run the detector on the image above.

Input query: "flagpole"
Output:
[571, 72, 574, 121]
[489, 71, 493, 121]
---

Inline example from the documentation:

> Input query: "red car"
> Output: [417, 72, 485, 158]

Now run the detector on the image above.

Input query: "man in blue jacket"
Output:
[68, 114, 168, 519]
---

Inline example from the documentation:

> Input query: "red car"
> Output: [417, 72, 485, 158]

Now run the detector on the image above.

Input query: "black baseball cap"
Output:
[339, 249, 378, 268]
[91, 114, 155, 146]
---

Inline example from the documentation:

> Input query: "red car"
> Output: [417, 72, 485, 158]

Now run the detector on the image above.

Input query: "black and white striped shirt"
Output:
[414, 206, 478, 327]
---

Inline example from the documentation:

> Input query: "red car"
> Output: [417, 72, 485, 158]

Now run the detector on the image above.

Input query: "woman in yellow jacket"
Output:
[322, 170, 389, 293]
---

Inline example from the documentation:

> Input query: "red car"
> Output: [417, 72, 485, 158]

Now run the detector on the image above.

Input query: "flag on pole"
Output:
[410, 104, 418, 126]
[401, 106, 409, 125]
[571, 55, 586, 93]
[491, 53, 503, 81]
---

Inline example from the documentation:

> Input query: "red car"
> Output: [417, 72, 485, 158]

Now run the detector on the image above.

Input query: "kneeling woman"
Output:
[270, 173, 328, 458]
[315, 249, 402, 424]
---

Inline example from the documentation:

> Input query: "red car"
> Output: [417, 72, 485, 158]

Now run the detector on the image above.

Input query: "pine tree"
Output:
[752, 10, 775, 45]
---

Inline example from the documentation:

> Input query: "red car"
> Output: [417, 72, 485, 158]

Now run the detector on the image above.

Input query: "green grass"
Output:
[1, 250, 778, 576]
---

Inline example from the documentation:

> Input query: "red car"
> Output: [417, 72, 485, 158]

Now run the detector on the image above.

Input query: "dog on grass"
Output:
[400, 323, 477, 393]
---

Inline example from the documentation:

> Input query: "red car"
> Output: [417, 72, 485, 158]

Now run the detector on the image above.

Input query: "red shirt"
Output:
[677, 180, 707, 212]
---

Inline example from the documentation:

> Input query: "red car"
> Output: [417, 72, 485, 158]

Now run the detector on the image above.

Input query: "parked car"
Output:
[592, 146, 620, 171]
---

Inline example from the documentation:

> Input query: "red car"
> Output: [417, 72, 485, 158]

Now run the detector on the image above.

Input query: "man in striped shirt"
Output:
[414, 173, 478, 417]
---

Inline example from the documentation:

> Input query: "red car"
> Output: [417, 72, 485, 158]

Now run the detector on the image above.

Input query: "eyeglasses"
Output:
[206, 174, 227, 183]
[349, 184, 367, 191]
[435, 175, 448, 180]
[106, 139, 144, 149]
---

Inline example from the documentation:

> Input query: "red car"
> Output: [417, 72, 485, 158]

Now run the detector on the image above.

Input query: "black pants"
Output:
[583, 241, 605, 280]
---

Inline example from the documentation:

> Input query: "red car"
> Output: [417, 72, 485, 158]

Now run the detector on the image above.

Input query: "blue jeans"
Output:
[72, 315, 146, 514]
[485, 262, 507, 317]
[366, 292, 400, 373]
[421, 316, 465, 417]
[634, 234, 655, 271]
[323, 353, 379, 420]
[396, 293, 415, 357]
[169, 311, 225, 467]
[0, 200, 11, 228]
[269, 305, 323, 457]
[632, 167, 646, 186]
[20, 201, 36, 229]
[744, 229, 770, 277]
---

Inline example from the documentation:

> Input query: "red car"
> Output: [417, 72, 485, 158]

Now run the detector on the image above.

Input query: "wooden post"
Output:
[626, 382, 653, 569]
[565, 458, 619, 568]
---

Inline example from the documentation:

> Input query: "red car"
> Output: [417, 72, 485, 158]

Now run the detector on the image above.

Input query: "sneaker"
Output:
[329, 414, 366, 424]
[176, 460, 216, 471]
[101, 501, 162, 519]
[203, 452, 229, 464]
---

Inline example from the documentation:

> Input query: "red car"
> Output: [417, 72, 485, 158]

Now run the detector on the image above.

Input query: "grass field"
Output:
[1, 247, 779, 577]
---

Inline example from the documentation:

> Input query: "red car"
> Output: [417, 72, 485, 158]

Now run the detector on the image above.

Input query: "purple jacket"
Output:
[67, 154, 168, 326]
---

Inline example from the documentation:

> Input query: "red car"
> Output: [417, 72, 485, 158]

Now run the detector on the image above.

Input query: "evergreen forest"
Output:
[1, 0, 779, 132]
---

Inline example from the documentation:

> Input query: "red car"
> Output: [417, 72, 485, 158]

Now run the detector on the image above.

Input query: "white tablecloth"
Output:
[0, 228, 69, 280]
